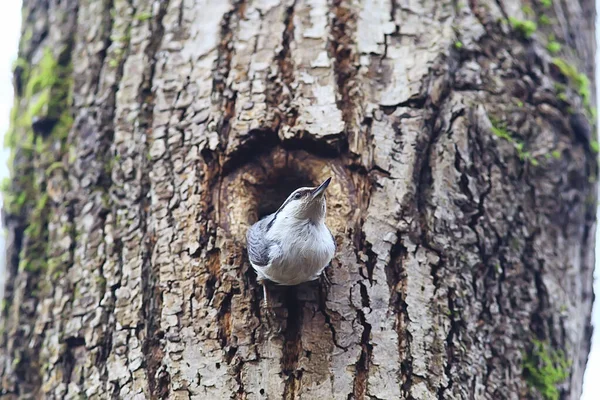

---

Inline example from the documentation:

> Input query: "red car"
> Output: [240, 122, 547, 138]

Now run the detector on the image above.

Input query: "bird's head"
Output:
[275, 177, 331, 222]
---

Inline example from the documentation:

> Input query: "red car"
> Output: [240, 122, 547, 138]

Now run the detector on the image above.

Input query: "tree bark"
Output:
[0, 0, 596, 399]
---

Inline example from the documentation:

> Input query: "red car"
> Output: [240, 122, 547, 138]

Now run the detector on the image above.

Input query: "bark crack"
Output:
[270, 0, 297, 128]
[281, 288, 304, 400]
[351, 282, 373, 400]
[331, 0, 358, 139]
[138, 1, 171, 398]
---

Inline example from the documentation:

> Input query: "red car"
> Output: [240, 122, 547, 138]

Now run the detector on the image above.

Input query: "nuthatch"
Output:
[246, 178, 336, 306]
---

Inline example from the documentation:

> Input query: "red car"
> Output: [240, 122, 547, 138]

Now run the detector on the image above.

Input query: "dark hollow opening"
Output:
[255, 171, 313, 220]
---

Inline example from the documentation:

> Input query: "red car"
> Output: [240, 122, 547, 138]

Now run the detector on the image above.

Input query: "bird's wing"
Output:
[246, 218, 279, 267]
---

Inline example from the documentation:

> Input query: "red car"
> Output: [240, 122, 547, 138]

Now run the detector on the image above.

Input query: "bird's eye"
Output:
[293, 192, 302, 199]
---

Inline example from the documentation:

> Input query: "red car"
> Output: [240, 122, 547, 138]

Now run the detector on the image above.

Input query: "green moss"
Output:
[575, 74, 591, 106]
[25, 49, 59, 99]
[6, 48, 73, 151]
[590, 140, 599, 153]
[45, 161, 64, 176]
[51, 111, 74, 141]
[34, 136, 47, 155]
[538, 14, 551, 25]
[0, 177, 10, 193]
[553, 82, 566, 92]
[551, 150, 561, 159]
[23, 194, 48, 238]
[509, 17, 537, 38]
[522, 5, 534, 16]
[523, 340, 570, 400]
[0, 177, 26, 215]
[490, 118, 513, 141]
[490, 118, 539, 166]
[68, 146, 77, 164]
[22, 26, 33, 44]
[95, 275, 107, 288]
[0, 299, 9, 313]
[3, 30, 75, 302]
[552, 58, 591, 107]
[3, 43, 74, 219]
[540, 0, 552, 7]
[547, 41, 561, 54]
[47, 258, 61, 275]
[454, 41, 463, 49]
[515, 142, 536, 164]
[134, 11, 152, 21]
[18, 191, 51, 273]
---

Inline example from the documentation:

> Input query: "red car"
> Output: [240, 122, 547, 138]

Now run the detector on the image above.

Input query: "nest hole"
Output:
[219, 148, 354, 240]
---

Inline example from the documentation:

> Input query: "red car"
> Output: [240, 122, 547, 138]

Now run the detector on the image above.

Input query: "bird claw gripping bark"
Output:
[321, 271, 332, 286]
[259, 280, 280, 332]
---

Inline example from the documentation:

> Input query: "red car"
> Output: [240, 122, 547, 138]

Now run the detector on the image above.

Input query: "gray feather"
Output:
[247, 215, 278, 267]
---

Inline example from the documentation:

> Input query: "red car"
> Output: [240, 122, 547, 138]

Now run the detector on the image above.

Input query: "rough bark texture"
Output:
[0, 0, 597, 399]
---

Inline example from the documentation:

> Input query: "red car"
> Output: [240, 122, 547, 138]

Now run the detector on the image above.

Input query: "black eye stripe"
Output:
[293, 189, 310, 199]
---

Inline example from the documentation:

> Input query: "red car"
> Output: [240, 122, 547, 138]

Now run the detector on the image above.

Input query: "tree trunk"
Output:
[0, 0, 596, 399]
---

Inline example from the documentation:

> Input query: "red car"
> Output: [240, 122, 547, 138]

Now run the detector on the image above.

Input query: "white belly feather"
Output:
[253, 217, 335, 286]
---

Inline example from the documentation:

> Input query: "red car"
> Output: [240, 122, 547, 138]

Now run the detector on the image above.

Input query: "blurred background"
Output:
[0, 1, 597, 398]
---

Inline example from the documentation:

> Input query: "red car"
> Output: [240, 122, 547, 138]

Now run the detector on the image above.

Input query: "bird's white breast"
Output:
[259, 216, 335, 285]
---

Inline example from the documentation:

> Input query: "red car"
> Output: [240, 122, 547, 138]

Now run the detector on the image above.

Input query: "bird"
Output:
[246, 177, 336, 307]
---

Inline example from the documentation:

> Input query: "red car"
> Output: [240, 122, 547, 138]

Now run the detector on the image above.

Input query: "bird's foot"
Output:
[260, 281, 280, 333]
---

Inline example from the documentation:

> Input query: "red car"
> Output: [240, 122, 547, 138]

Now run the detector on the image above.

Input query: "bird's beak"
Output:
[311, 177, 331, 199]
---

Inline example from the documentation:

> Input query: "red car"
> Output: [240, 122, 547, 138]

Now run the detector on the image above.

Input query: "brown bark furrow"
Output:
[71, 0, 115, 109]
[37, 0, 113, 394]
[224, 0, 290, 156]
[141, 3, 172, 399]
[271, 1, 297, 127]
[350, 0, 458, 397]
[343, 0, 402, 395]
[281, 288, 303, 400]
[99, 0, 171, 398]
[65, 0, 139, 395]
[148, 0, 247, 397]
[213, 0, 246, 156]
[54, 0, 130, 395]
[281, 0, 344, 146]
[291, 292, 332, 398]
[319, 244, 364, 400]
[37, 8, 79, 398]
[330, 0, 358, 146]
